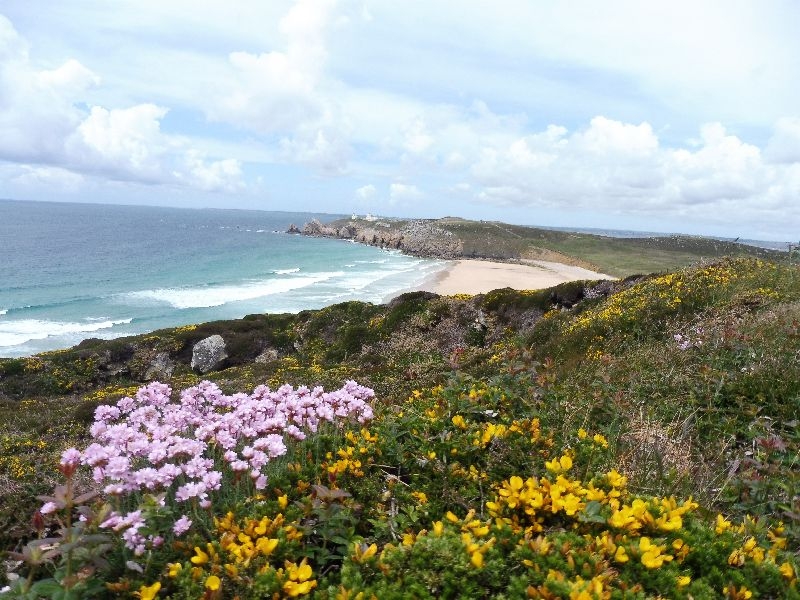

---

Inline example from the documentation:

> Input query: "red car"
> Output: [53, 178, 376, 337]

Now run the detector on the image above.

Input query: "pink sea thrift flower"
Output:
[71, 379, 374, 551]
[40, 501, 58, 515]
[173, 515, 192, 536]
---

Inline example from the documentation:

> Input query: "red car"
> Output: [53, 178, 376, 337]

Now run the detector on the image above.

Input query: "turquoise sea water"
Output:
[0, 200, 447, 357]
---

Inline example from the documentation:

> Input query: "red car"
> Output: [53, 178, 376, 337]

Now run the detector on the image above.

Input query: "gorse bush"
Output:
[5, 373, 798, 598]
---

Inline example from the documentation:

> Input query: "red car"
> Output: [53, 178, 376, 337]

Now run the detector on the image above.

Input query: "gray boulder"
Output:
[145, 352, 175, 380]
[254, 347, 279, 364]
[191, 335, 228, 373]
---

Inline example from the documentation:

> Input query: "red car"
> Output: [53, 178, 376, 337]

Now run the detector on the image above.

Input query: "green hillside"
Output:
[1, 257, 798, 598]
[436, 219, 785, 277]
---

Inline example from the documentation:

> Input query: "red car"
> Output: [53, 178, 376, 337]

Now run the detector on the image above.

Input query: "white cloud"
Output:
[389, 182, 422, 203]
[12, 165, 84, 190]
[0, 16, 94, 162]
[464, 116, 799, 237]
[0, 16, 243, 193]
[765, 117, 800, 164]
[355, 184, 376, 199]
[68, 104, 169, 180]
[2, 3, 800, 238]
[210, 0, 337, 135]
[35, 58, 100, 94]
[178, 151, 243, 192]
[279, 126, 350, 175]
[403, 118, 434, 154]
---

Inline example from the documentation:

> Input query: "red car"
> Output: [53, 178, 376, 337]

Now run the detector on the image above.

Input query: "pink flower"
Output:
[40, 501, 58, 515]
[59, 447, 82, 473]
[173, 515, 192, 536]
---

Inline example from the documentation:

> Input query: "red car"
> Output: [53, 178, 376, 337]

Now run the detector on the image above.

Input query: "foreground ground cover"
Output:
[1, 257, 799, 598]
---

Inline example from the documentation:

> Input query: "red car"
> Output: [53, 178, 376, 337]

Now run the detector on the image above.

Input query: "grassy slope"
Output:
[435, 219, 783, 277]
[1, 257, 799, 596]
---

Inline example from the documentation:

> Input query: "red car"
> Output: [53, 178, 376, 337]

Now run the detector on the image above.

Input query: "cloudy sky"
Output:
[1, 1, 799, 241]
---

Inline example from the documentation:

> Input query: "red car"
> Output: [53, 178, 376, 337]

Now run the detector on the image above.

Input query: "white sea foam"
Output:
[273, 268, 301, 275]
[0, 309, 6, 316]
[0, 318, 132, 348]
[128, 273, 343, 309]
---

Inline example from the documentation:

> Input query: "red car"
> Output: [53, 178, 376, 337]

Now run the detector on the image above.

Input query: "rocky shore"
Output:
[301, 218, 463, 259]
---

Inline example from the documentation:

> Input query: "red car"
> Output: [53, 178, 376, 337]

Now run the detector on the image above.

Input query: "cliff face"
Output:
[302, 218, 463, 259]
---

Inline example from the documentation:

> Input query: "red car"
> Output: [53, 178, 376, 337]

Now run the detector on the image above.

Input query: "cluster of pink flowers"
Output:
[51, 380, 374, 554]
[673, 327, 704, 351]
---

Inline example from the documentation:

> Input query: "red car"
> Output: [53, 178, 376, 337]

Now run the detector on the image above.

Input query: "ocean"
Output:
[0, 200, 448, 358]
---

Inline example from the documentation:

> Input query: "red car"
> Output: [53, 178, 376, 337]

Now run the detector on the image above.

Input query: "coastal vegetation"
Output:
[1, 256, 799, 597]
[302, 217, 784, 278]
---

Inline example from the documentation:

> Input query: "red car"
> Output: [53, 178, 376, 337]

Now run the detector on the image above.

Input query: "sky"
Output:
[0, 1, 799, 241]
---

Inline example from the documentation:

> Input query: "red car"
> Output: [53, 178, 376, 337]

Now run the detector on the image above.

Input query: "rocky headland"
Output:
[301, 217, 463, 259]
[299, 216, 783, 278]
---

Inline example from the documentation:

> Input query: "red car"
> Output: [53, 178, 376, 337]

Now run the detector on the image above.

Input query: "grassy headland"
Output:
[304, 216, 784, 278]
[1, 254, 799, 597]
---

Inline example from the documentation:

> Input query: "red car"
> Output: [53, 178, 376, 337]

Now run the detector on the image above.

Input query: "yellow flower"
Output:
[412, 491, 428, 504]
[613, 546, 629, 563]
[205, 575, 221, 591]
[639, 537, 673, 569]
[256, 537, 279, 556]
[655, 512, 682, 531]
[191, 546, 209, 565]
[715, 513, 732, 534]
[352, 543, 378, 563]
[137, 582, 161, 600]
[779, 561, 795, 580]
[592, 433, 609, 448]
[728, 548, 745, 567]
[723, 585, 753, 599]
[432, 521, 444, 536]
[470, 551, 484, 568]
[278, 494, 288, 509]
[167, 562, 182, 578]
[224, 563, 239, 578]
[544, 454, 572, 473]
[577, 428, 588, 439]
[605, 470, 627, 489]
[284, 581, 316, 597]
[677, 575, 691, 587]
[451, 415, 467, 429]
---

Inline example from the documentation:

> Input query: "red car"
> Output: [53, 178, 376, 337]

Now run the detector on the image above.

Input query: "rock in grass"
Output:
[145, 352, 175, 380]
[191, 335, 228, 373]
[254, 347, 279, 364]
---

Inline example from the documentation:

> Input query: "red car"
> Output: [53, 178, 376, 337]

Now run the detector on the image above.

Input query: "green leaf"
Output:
[29, 579, 63, 597]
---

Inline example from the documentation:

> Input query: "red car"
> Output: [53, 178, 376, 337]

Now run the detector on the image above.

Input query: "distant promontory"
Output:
[301, 217, 462, 259]
[299, 216, 782, 278]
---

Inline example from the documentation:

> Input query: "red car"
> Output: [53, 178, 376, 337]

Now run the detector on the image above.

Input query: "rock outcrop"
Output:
[302, 218, 463, 259]
[191, 335, 228, 373]
[254, 347, 279, 364]
[145, 352, 175, 380]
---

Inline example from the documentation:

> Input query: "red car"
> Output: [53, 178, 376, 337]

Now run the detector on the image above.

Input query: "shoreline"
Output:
[386, 258, 615, 301]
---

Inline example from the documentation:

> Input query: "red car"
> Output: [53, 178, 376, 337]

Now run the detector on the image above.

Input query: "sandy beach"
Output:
[416, 259, 615, 296]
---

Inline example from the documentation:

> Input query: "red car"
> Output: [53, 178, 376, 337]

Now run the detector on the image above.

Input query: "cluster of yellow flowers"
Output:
[83, 384, 140, 404]
[717, 515, 796, 581]
[0, 435, 48, 478]
[325, 428, 380, 479]
[393, 508, 496, 569]
[155, 510, 315, 599]
[564, 260, 767, 341]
